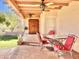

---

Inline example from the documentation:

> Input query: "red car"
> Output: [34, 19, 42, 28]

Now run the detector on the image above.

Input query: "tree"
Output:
[5, 21, 10, 27]
[0, 12, 18, 32]
[0, 14, 5, 23]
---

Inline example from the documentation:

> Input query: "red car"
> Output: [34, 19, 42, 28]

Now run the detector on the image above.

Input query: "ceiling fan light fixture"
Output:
[40, 3, 46, 11]
[40, 0, 46, 11]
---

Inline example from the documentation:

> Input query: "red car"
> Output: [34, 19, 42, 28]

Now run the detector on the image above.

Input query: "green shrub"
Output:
[0, 35, 18, 41]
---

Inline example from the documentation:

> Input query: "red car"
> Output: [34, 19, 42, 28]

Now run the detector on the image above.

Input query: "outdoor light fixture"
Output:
[29, 13, 33, 18]
[40, 0, 46, 11]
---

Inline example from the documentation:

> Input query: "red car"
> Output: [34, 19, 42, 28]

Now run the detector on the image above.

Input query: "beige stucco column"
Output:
[39, 10, 59, 35]
[39, 12, 46, 35]
[45, 10, 59, 34]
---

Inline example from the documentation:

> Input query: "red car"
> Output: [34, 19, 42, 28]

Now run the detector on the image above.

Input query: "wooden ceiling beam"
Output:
[19, 7, 41, 10]
[19, 9, 51, 12]
[17, 5, 60, 8]
[20, 10, 40, 13]
[20, 10, 41, 13]
[22, 13, 41, 15]
[18, 6, 62, 11]
[50, 6, 62, 9]
[53, 3, 69, 6]
[18, 6, 40, 8]
[15, 1, 48, 4]
[72, 0, 79, 1]
[17, 5, 64, 9]
[15, 1, 40, 4]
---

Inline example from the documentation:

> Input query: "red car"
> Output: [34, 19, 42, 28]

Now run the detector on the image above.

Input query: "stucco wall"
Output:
[56, 1, 79, 52]
[56, 1, 79, 36]
[40, 10, 58, 35]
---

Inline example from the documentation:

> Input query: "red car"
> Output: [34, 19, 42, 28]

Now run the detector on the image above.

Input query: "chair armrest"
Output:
[43, 36, 54, 42]
[43, 36, 65, 45]
[56, 38, 66, 43]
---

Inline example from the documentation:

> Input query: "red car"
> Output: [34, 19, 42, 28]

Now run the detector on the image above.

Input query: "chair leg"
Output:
[70, 51, 73, 59]
[54, 51, 64, 59]
[40, 44, 45, 51]
[41, 45, 44, 50]
[54, 50, 63, 57]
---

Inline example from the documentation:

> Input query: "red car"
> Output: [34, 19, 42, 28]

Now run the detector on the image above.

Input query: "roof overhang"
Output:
[6, 0, 72, 19]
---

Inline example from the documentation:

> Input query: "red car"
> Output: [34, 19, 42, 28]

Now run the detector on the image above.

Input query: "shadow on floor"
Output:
[72, 50, 79, 59]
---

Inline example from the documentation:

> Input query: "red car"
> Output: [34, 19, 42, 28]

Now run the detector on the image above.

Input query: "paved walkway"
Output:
[0, 45, 57, 59]
[0, 47, 18, 59]
[0, 45, 79, 59]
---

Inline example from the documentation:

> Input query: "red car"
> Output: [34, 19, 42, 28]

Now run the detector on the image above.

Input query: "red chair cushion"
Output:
[42, 40, 49, 44]
[54, 35, 75, 51]
[48, 30, 55, 35]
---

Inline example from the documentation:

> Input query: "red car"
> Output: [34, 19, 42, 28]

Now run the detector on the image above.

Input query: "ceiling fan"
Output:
[40, 0, 46, 11]
[40, 0, 62, 11]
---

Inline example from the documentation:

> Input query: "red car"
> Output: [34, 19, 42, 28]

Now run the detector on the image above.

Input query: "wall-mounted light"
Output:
[29, 13, 33, 18]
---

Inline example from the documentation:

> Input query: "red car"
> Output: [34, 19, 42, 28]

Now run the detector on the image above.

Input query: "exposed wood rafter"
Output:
[53, 3, 69, 6]
[6, 0, 72, 19]
[15, 1, 48, 4]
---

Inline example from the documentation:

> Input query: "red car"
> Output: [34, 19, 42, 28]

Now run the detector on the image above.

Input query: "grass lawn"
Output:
[0, 35, 18, 48]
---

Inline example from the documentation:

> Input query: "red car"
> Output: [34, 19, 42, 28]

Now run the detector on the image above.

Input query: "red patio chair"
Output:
[36, 32, 53, 49]
[47, 30, 56, 39]
[48, 30, 56, 35]
[36, 32, 50, 44]
[53, 34, 77, 57]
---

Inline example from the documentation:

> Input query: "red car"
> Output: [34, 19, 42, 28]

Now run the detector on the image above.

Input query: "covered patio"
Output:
[4, 0, 79, 59]
[6, 0, 70, 34]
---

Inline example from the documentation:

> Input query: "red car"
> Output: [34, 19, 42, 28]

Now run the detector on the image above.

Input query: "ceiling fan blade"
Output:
[46, 5, 62, 10]
[46, 3, 54, 6]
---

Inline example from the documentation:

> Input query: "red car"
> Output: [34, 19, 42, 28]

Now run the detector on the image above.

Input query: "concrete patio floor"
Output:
[0, 45, 79, 59]
[0, 45, 57, 59]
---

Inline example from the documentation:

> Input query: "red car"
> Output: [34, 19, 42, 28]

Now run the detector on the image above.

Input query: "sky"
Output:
[0, 0, 12, 12]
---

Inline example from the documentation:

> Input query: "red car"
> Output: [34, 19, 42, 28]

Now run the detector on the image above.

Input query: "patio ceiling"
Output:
[6, 0, 76, 19]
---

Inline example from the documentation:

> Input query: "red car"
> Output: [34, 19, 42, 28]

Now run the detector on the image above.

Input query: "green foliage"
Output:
[0, 35, 18, 41]
[0, 35, 18, 48]
[5, 21, 10, 27]
[0, 12, 18, 31]
[0, 14, 5, 23]
[5, 12, 18, 30]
